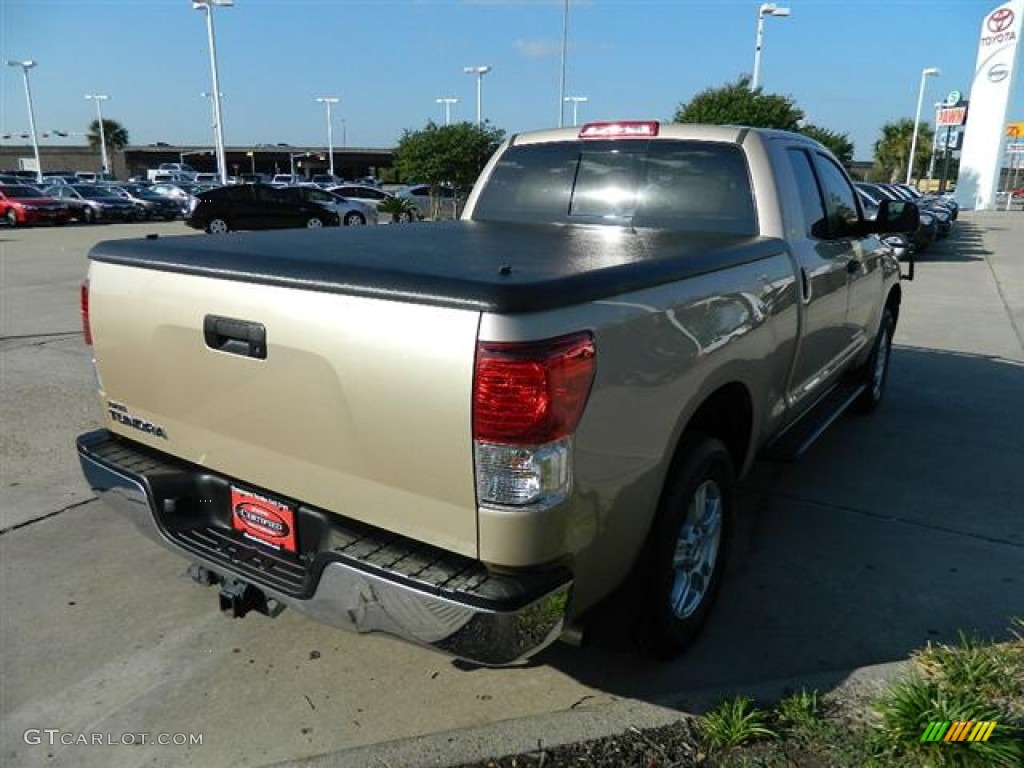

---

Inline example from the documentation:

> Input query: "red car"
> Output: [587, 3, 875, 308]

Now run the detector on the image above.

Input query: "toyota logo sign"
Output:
[982, 7, 1018, 46]
[988, 8, 1015, 34]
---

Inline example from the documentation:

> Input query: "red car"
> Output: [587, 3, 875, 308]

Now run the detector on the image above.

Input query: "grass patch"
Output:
[869, 623, 1024, 768]
[775, 688, 820, 731]
[701, 696, 776, 752]
[454, 620, 1023, 768]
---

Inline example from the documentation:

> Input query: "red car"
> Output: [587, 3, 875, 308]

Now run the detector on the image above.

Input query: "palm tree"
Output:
[873, 118, 934, 183]
[87, 118, 129, 174]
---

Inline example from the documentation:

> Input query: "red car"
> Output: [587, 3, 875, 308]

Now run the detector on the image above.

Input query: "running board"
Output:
[763, 380, 867, 462]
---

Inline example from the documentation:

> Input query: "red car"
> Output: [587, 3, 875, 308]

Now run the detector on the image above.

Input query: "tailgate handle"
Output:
[203, 315, 267, 359]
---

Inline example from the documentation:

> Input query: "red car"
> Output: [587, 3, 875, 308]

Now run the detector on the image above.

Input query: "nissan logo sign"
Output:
[988, 63, 1010, 83]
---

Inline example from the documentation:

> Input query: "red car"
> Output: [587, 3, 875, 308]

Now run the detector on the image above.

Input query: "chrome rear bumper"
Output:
[77, 430, 571, 666]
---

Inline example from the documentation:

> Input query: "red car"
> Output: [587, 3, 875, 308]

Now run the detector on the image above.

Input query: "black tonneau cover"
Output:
[89, 221, 786, 314]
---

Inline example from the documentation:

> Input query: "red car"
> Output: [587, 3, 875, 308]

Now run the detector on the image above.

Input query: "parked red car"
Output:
[0, 184, 71, 227]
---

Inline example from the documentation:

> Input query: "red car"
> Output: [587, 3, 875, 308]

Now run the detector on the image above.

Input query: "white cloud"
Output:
[514, 39, 563, 59]
[513, 37, 613, 59]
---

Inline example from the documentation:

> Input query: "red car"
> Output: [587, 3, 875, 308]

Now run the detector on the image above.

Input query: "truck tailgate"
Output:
[88, 260, 481, 557]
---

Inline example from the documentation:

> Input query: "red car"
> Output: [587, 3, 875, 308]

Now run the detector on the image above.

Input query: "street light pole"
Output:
[927, 101, 943, 184]
[201, 91, 223, 174]
[558, 0, 569, 127]
[436, 97, 459, 126]
[751, 3, 790, 90]
[907, 67, 941, 186]
[84, 93, 110, 175]
[193, 0, 232, 185]
[6, 60, 43, 183]
[563, 96, 588, 127]
[463, 66, 491, 127]
[316, 96, 339, 179]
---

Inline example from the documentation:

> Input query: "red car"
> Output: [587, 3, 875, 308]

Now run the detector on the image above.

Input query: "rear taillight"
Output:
[80, 279, 92, 346]
[473, 332, 596, 507]
[474, 332, 596, 444]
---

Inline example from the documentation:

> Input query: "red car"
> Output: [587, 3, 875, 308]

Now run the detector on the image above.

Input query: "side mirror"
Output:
[874, 199, 919, 235]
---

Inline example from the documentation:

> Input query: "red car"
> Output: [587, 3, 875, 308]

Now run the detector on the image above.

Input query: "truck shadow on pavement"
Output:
[533, 345, 1024, 711]
[918, 220, 992, 263]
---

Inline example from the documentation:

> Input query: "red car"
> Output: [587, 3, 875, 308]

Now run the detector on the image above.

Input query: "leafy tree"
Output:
[673, 76, 803, 131]
[394, 121, 504, 217]
[87, 118, 129, 155]
[674, 78, 859, 166]
[872, 118, 935, 183]
[799, 124, 854, 166]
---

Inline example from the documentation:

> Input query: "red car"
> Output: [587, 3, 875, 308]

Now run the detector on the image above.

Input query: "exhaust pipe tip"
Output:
[560, 621, 586, 648]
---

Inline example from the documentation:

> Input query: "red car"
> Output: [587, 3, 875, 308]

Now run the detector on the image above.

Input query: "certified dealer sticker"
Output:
[231, 486, 297, 552]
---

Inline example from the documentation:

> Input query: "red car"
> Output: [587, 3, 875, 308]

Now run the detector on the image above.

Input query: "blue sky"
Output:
[2, 0, 1021, 161]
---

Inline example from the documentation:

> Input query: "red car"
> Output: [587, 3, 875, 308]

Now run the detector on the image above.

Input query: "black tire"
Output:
[5, 209, 17, 228]
[853, 306, 895, 413]
[207, 218, 229, 234]
[82, 207, 95, 224]
[343, 211, 365, 226]
[636, 434, 735, 659]
[399, 211, 414, 224]
[305, 216, 324, 229]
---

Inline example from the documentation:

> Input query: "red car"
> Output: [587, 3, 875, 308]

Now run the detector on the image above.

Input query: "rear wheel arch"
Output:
[678, 382, 755, 478]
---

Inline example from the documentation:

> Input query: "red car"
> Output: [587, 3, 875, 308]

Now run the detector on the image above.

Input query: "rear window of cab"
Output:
[471, 140, 756, 235]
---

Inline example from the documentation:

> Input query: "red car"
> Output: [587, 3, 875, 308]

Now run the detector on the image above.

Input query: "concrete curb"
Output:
[266, 659, 911, 768]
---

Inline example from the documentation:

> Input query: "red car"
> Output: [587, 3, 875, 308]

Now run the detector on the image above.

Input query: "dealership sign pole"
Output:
[956, 0, 1023, 210]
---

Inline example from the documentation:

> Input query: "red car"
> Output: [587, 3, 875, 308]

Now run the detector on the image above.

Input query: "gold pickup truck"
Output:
[76, 123, 917, 665]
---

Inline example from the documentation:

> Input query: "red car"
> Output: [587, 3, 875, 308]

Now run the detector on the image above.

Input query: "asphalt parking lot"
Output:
[1, 215, 1022, 768]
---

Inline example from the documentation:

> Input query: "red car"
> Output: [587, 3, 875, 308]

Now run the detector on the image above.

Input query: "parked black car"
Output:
[186, 184, 341, 234]
[106, 184, 182, 221]
[45, 184, 141, 223]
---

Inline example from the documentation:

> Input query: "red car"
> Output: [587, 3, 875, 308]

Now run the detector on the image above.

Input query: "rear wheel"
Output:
[636, 434, 735, 659]
[82, 207, 95, 224]
[854, 306, 895, 413]
[207, 218, 229, 234]
[5, 209, 17, 227]
[305, 216, 324, 228]
[343, 212, 366, 226]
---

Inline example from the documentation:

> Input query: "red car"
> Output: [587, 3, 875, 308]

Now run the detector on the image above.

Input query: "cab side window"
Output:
[813, 154, 861, 239]
[785, 149, 828, 239]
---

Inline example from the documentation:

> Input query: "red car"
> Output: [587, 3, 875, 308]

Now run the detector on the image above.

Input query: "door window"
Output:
[785, 149, 828, 239]
[812, 154, 862, 239]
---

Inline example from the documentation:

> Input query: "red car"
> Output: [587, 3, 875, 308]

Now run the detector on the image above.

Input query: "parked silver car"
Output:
[327, 184, 398, 213]
[285, 186, 378, 225]
[395, 183, 465, 219]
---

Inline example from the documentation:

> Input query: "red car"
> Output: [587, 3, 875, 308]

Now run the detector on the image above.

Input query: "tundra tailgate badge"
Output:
[107, 401, 168, 439]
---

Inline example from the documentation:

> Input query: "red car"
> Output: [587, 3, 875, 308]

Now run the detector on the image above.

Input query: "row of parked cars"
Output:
[0, 172, 219, 227]
[0, 162, 469, 231]
[854, 181, 958, 256]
